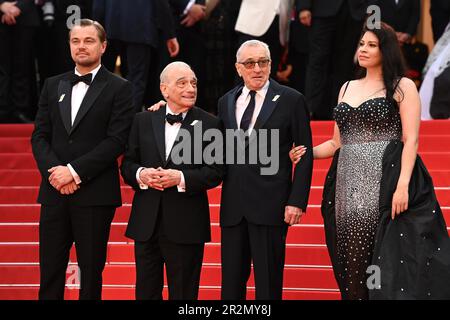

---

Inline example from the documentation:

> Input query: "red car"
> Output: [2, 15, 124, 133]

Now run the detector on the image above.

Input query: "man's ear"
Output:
[160, 83, 168, 99]
[235, 63, 242, 77]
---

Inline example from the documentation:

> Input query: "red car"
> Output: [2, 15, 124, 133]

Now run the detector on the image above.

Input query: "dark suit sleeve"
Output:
[31, 80, 63, 180]
[69, 80, 134, 183]
[156, 0, 176, 40]
[120, 114, 142, 191]
[288, 94, 313, 211]
[406, 0, 421, 36]
[182, 118, 224, 193]
[296, 0, 312, 12]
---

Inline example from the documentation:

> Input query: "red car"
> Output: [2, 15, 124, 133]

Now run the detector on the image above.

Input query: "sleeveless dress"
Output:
[333, 93, 402, 300]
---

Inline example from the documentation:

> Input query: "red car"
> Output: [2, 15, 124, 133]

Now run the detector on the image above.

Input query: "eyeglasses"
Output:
[238, 59, 271, 69]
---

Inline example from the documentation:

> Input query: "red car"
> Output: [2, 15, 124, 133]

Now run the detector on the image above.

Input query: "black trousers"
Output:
[0, 24, 35, 121]
[38, 202, 115, 300]
[221, 218, 288, 300]
[134, 211, 204, 300]
[305, 4, 363, 119]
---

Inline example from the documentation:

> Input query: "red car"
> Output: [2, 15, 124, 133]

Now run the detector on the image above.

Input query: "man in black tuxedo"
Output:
[31, 19, 134, 300]
[121, 61, 223, 300]
[217, 40, 313, 300]
[297, 0, 375, 119]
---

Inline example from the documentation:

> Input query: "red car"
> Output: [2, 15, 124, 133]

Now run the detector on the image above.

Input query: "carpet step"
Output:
[0, 286, 341, 300]
[2, 152, 449, 171]
[1, 186, 449, 207]
[3, 135, 449, 154]
[1, 168, 449, 187]
[0, 224, 331, 244]
[0, 243, 332, 266]
[0, 264, 338, 289]
[1, 204, 449, 227]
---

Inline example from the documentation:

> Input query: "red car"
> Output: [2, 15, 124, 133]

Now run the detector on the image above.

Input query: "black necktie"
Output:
[240, 90, 257, 131]
[70, 73, 92, 86]
[166, 113, 183, 125]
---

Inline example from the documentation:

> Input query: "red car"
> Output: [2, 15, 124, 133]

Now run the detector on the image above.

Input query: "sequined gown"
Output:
[333, 97, 402, 300]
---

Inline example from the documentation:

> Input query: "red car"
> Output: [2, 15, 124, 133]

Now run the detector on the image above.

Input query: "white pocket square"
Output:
[59, 94, 65, 102]
[272, 95, 280, 102]
[190, 120, 199, 126]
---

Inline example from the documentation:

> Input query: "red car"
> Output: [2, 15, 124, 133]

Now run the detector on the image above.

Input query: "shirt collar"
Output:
[166, 103, 187, 120]
[74, 63, 102, 82]
[242, 79, 270, 99]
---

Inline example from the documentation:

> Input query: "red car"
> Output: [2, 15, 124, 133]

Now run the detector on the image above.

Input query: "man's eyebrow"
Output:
[176, 77, 197, 81]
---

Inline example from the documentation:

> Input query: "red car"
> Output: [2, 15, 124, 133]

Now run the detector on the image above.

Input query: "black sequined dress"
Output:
[333, 96, 402, 299]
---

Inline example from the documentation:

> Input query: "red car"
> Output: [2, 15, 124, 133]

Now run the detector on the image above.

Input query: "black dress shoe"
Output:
[14, 112, 33, 123]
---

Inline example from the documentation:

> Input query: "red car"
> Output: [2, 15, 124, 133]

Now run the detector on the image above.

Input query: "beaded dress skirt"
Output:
[333, 97, 402, 299]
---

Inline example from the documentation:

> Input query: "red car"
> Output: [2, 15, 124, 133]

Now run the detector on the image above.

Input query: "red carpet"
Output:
[0, 121, 449, 300]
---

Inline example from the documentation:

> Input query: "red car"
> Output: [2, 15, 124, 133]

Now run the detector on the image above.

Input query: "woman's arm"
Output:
[391, 77, 421, 219]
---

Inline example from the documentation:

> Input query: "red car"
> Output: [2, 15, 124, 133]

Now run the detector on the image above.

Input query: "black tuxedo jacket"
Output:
[121, 106, 224, 244]
[296, 0, 376, 21]
[31, 66, 134, 207]
[217, 79, 313, 227]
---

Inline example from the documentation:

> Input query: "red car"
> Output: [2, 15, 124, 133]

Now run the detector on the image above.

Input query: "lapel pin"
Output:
[190, 120, 199, 126]
[59, 94, 65, 102]
[272, 95, 280, 102]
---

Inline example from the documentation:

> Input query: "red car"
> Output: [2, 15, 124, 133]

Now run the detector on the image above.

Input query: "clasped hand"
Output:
[48, 166, 79, 195]
[140, 167, 181, 191]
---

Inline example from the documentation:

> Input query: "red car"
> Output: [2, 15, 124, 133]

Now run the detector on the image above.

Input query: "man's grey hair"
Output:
[160, 61, 193, 84]
[236, 40, 271, 62]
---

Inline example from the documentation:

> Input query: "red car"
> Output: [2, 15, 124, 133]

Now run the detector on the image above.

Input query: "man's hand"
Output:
[299, 10, 312, 27]
[396, 32, 411, 46]
[140, 167, 165, 191]
[0, 2, 20, 25]
[181, 4, 206, 27]
[284, 206, 304, 225]
[59, 181, 80, 195]
[48, 166, 74, 191]
[166, 37, 180, 57]
[157, 169, 181, 189]
[147, 100, 166, 112]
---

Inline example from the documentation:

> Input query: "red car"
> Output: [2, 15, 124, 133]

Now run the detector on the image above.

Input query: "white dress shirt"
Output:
[136, 104, 186, 192]
[67, 64, 102, 184]
[235, 80, 270, 133]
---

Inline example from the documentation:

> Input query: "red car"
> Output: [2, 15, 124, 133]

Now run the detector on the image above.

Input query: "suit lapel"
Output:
[166, 108, 196, 166]
[253, 79, 282, 131]
[57, 79, 73, 134]
[151, 106, 167, 164]
[227, 85, 243, 130]
[246, 80, 282, 147]
[70, 66, 108, 134]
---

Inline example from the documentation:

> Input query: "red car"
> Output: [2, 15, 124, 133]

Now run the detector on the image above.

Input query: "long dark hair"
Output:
[356, 22, 407, 104]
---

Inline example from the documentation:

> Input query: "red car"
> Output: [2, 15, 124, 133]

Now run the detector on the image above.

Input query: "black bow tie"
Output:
[166, 113, 183, 125]
[70, 73, 92, 86]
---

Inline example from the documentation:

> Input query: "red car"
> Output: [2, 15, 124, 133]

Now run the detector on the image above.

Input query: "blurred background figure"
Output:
[0, 0, 45, 123]
[296, 0, 375, 120]
[420, 23, 450, 120]
[430, 0, 450, 43]
[93, 0, 178, 113]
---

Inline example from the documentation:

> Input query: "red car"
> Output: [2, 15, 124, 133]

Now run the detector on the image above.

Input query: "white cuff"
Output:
[67, 164, 81, 185]
[183, 0, 196, 15]
[136, 167, 148, 190]
[177, 171, 186, 192]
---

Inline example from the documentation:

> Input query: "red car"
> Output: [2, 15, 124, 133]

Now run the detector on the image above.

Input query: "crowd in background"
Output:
[1, 0, 449, 123]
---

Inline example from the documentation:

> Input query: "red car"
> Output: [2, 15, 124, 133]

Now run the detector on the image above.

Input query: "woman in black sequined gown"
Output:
[291, 23, 422, 299]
